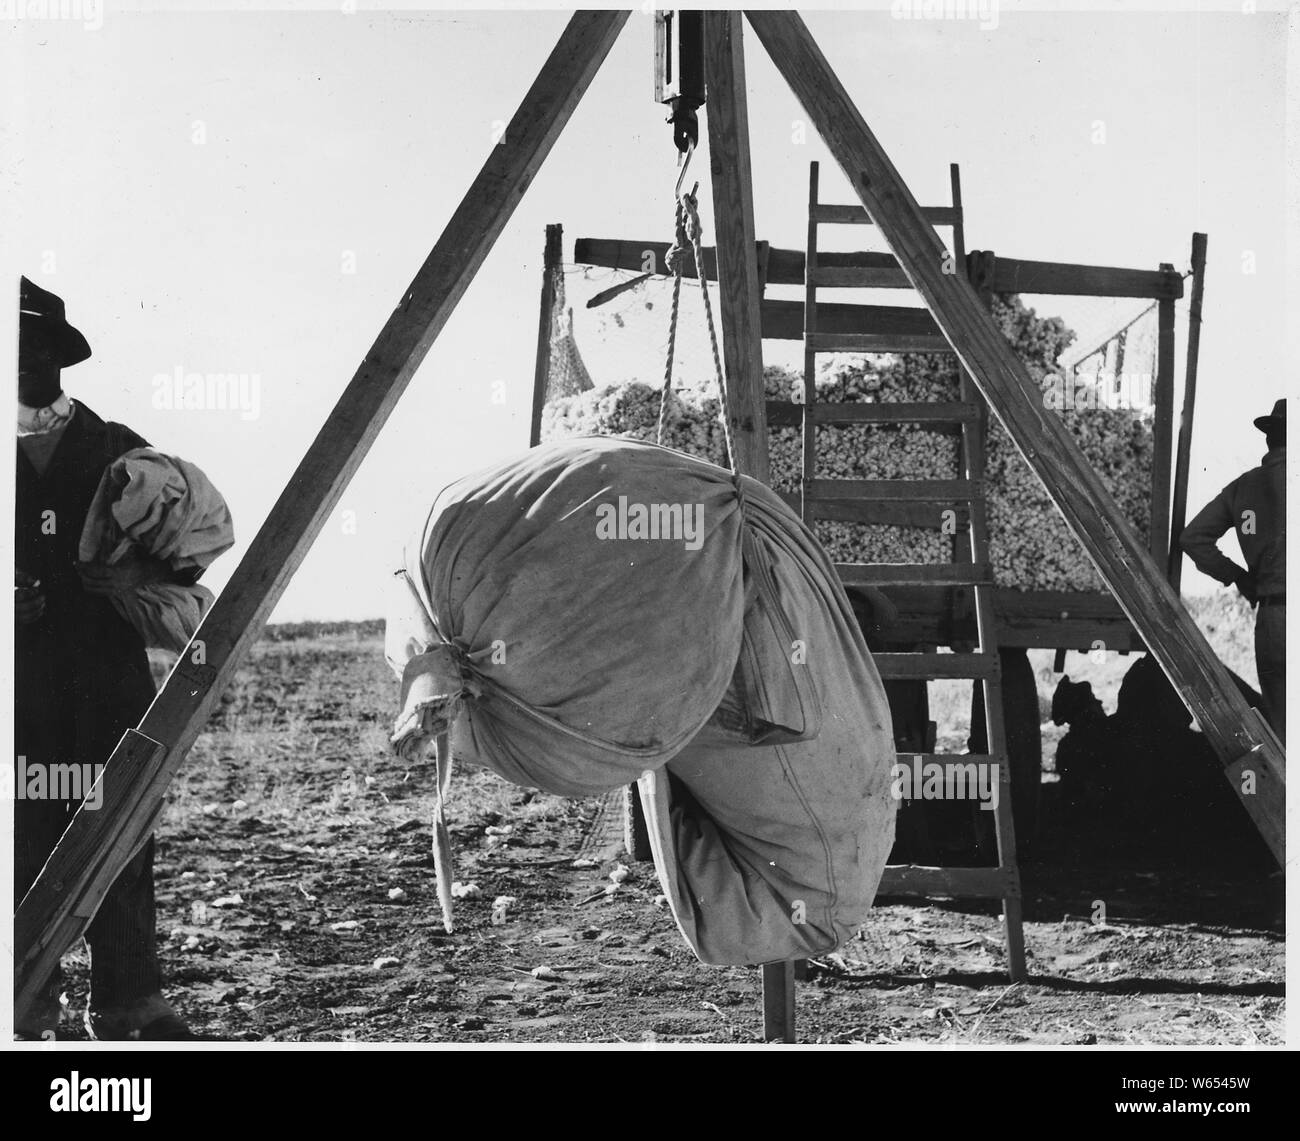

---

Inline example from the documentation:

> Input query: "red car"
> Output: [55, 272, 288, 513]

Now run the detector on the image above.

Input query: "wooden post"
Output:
[529, 223, 564, 447]
[745, 9, 1283, 866]
[574, 240, 1182, 301]
[704, 9, 769, 482]
[800, 161, 819, 526]
[949, 163, 977, 644]
[14, 9, 631, 1026]
[1150, 282, 1177, 570]
[706, 10, 787, 1038]
[762, 960, 796, 1042]
[948, 163, 966, 269]
[1168, 233, 1208, 588]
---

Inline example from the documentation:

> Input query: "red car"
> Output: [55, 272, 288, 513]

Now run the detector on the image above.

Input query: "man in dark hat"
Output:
[16, 276, 197, 1040]
[1180, 398, 1286, 741]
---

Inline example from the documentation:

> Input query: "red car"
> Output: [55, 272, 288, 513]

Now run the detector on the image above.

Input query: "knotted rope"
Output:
[391, 640, 487, 934]
[658, 188, 738, 476]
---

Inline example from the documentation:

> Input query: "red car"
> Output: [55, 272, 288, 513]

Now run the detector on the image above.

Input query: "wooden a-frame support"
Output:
[13, 9, 631, 1024]
[743, 11, 1283, 862]
[704, 11, 792, 1042]
[15, 9, 1283, 1032]
[704, 11, 769, 485]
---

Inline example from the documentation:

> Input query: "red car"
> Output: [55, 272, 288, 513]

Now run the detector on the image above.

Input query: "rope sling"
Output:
[656, 163, 738, 476]
[411, 154, 747, 933]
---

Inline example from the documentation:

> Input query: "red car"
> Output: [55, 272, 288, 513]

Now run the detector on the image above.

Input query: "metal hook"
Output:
[675, 139, 695, 203]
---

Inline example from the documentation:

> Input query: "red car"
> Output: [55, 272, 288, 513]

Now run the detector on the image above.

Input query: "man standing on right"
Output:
[1181, 398, 1286, 742]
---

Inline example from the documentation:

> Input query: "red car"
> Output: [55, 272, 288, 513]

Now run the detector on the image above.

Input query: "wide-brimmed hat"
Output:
[1253, 398, 1286, 434]
[19, 276, 91, 408]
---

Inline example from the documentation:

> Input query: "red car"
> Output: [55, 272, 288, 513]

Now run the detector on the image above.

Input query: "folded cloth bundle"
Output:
[79, 447, 235, 653]
[386, 436, 896, 965]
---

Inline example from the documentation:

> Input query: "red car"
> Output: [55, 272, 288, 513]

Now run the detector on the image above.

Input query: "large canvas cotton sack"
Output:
[78, 448, 234, 652]
[386, 436, 897, 965]
[637, 483, 898, 965]
[386, 436, 753, 795]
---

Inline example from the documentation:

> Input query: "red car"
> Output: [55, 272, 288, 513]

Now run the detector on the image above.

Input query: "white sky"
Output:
[4, 2, 1293, 621]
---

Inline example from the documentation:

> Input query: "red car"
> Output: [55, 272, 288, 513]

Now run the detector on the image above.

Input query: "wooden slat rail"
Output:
[873, 653, 1000, 681]
[811, 202, 959, 226]
[808, 332, 952, 354]
[806, 478, 980, 502]
[574, 237, 900, 285]
[786, 494, 967, 529]
[813, 401, 979, 425]
[766, 399, 977, 428]
[866, 585, 1140, 650]
[877, 865, 1016, 898]
[761, 298, 941, 342]
[798, 250, 910, 286]
[765, 402, 802, 428]
[574, 238, 1185, 298]
[808, 265, 912, 288]
[836, 562, 994, 587]
[987, 255, 1184, 300]
[14, 9, 633, 1027]
[746, 8, 1283, 866]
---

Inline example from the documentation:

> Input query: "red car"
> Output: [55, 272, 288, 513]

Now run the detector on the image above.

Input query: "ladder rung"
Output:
[876, 864, 1017, 900]
[764, 400, 979, 429]
[809, 498, 968, 529]
[806, 478, 981, 502]
[812, 203, 959, 227]
[837, 562, 993, 587]
[874, 652, 999, 680]
[810, 265, 914, 288]
[814, 401, 979, 426]
[809, 332, 953, 354]
[764, 400, 804, 428]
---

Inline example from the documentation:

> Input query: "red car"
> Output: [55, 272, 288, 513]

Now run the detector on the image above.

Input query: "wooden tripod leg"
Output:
[14, 730, 168, 1017]
[14, 9, 631, 1027]
[706, 11, 793, 1042]
[746, 9, 1283, 867]
[703, 9, 769, 482]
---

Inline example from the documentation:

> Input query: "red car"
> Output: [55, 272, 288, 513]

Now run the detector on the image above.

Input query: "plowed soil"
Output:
[49, 627, 1284, 1044]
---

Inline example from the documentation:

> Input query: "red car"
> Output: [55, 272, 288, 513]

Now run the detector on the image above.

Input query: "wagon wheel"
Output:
[623, 783, 654, 862]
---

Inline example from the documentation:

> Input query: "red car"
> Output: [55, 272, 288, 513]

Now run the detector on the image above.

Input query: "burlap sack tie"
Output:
[391, 642, 484, 934]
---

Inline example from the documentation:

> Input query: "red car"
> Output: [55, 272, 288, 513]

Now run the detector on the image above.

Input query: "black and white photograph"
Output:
[2, 0, 1293, 1109]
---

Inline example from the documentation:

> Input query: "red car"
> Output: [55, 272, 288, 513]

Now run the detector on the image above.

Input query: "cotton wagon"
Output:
[558, 178, 1203, 665]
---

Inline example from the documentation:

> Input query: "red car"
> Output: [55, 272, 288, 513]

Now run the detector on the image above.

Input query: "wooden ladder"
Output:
[799, 160, 1027, 982]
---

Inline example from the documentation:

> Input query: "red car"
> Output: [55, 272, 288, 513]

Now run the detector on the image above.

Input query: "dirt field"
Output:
[50, 618, 1284, 1045]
